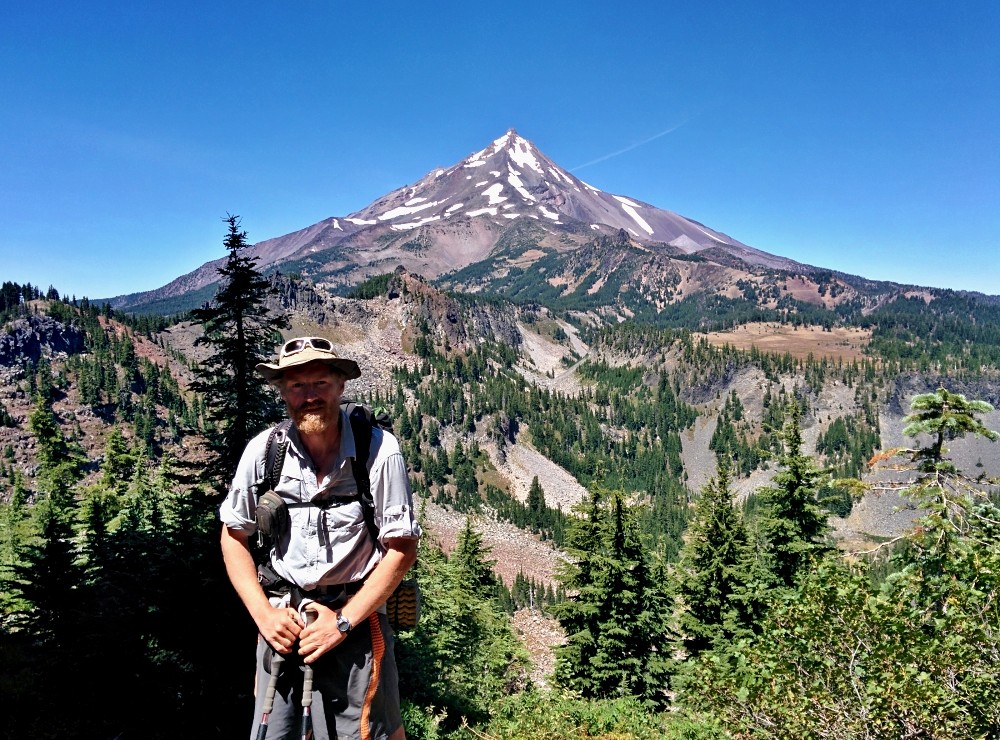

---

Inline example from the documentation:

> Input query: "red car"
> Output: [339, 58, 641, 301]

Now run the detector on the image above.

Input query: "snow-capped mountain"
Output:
[113, 129, 816, 310]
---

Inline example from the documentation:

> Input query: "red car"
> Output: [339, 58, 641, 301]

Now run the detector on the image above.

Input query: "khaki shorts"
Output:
[249, 612, 402, 740]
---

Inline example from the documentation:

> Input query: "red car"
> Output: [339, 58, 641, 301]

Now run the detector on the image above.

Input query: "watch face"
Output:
[337, 615, 352, 633]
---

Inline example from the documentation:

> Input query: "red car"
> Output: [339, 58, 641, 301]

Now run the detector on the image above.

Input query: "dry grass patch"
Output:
[701, 322, 872, 362]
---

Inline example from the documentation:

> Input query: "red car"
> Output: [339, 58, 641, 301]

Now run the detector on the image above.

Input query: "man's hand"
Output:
[257, 605, 303, 654]
[298, 603, 348, 664]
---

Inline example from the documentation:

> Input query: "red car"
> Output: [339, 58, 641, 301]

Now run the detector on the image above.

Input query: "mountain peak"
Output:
[463, 128, 547, 176]
[113, 129, 808, 310]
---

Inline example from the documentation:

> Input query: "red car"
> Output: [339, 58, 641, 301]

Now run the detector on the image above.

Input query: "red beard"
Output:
[292, 402, 335, 435]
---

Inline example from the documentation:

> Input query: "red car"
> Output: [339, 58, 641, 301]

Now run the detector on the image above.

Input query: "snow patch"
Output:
[507, 165, 536, 202]
[590, 224, 601, 230]
[404, 197, 428, 206]
[538, 205, 561, 222]
[614, 196, 654, 236]
[481, 183, 507, 205]
[489, 131, 512, 155]
[391, 215, 441, 231]
[346, 217, 377, 225]
[504, 213, 521, 219]
[464, 159, 487, 168]
[379, 200, 439, 221]
[692, 222, 726, 244]
[331, 219, 343, 231]
[445, 203, 464, 213]
[467, 207, 499, 217]
[668, 234, 701, 253]
[548, 167, 570, 184]
[613, 195, 641, 208]
[508, 136, 543, 174]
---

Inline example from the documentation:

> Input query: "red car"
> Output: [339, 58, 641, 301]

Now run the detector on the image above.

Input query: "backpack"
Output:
[255, 400, 420, 631]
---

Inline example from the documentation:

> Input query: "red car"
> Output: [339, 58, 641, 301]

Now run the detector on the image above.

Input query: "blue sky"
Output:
[2, 1, 997, 300]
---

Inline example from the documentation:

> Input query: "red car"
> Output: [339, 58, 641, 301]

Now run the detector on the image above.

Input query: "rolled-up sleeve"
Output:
[369, 436, 421, 544]
[218, 429, 270, 532]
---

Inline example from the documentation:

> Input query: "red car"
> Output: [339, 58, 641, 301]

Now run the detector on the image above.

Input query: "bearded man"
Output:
[220, 337, 420, 740]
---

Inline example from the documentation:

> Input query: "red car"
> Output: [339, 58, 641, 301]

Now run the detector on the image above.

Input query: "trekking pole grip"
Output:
[263, 652, 284, 711]
[302, 664, 314, 708]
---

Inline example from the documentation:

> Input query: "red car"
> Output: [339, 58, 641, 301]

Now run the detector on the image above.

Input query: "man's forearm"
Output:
[220, 524, 273, 622]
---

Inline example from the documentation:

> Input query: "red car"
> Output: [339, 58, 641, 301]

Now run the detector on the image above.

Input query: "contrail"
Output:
[570, 122, 687, 172]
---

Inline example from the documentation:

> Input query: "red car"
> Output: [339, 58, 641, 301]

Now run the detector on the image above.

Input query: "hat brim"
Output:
[256, 353, 362, 382]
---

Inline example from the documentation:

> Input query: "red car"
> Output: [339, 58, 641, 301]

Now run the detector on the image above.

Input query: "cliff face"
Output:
[0, 315, 85, 368]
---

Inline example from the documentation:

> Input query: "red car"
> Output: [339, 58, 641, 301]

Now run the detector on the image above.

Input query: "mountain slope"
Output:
[114, 129, 817, 311]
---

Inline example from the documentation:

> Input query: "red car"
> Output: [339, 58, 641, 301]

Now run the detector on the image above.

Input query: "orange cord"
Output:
[360, 614, 386, 740]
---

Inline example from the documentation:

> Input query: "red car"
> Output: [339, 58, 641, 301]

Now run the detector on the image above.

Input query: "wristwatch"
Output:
[336, 612, 353, 635]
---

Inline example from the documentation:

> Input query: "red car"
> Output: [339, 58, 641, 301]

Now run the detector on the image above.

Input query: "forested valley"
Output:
[2, 239, 999, 739]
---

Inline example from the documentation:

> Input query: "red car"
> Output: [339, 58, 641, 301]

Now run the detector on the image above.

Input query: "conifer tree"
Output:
[672, 464, 757, 659]
[553, 486, 667, 703]
[396, 525, 529, 731]
[553, 487, 605, 697]
[0, 472, 30, 614]
[101, 426, 135, 494]
[754, 404, 830, 587]
[590, 489, 664, 701]
[527, 475, 545, 522]
[190, 214, 288, 488]
[452, 516, 498, 598]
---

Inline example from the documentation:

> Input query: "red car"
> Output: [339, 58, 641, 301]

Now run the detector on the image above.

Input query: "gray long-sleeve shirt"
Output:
[220, 410, 421, 589]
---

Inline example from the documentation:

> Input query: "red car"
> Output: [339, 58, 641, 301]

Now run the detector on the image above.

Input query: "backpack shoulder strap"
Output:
[258, 419, 292, 497]
[342, 400, 380, 543]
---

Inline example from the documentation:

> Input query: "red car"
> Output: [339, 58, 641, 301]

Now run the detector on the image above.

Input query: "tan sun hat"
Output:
[256, 336, 362, 382]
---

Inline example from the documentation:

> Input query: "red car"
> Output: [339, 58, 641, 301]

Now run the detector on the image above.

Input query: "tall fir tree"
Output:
[553, 486, 668, 703]
[672, 464, 758, 660]
[591, 488, 666, 702]
[527, 475, 545, 523]
[553, 487, 605, 697]
[190, 214, 289, 488]
[754, 404, 830, 588]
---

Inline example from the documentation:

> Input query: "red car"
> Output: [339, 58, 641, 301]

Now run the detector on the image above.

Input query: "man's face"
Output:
[278, 363, 346, 435]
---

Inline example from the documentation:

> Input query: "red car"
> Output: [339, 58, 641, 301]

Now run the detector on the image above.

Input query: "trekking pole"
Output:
[300, 610, 316, 740]
[256, 651, 284, 740]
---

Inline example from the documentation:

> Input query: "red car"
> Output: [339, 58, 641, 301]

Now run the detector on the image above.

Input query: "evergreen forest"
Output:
[2, 229, 999, 740]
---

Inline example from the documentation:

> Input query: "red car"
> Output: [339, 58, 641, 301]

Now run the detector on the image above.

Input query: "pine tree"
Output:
[527, 475, 545, 523]
[190, 214, 289, 488]
[452, 516, 498, 598]
[672, 464, 758, 659]
[590, 489, 664, 702]
[101, 426, 135, 494]
[754, 404, 830, 588]
[553, 488, 605, 697]
[553, 486, 668, 703]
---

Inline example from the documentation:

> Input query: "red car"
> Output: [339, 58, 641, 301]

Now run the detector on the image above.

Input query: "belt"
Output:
[290, 580, 365, 609]
[310, 580, 365, 597]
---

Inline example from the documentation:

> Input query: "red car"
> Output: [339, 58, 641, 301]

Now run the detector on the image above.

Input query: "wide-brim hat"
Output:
[256, 336, 362, 382]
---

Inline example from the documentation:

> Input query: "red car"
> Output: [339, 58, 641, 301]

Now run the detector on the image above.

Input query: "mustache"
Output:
[294, 400, 329, 413]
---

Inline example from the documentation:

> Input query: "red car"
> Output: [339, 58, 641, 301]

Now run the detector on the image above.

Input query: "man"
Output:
[220, 336, 420, 740]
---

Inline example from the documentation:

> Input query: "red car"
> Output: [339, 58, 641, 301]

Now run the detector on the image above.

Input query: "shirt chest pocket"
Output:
[313, 497, 367, 549]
